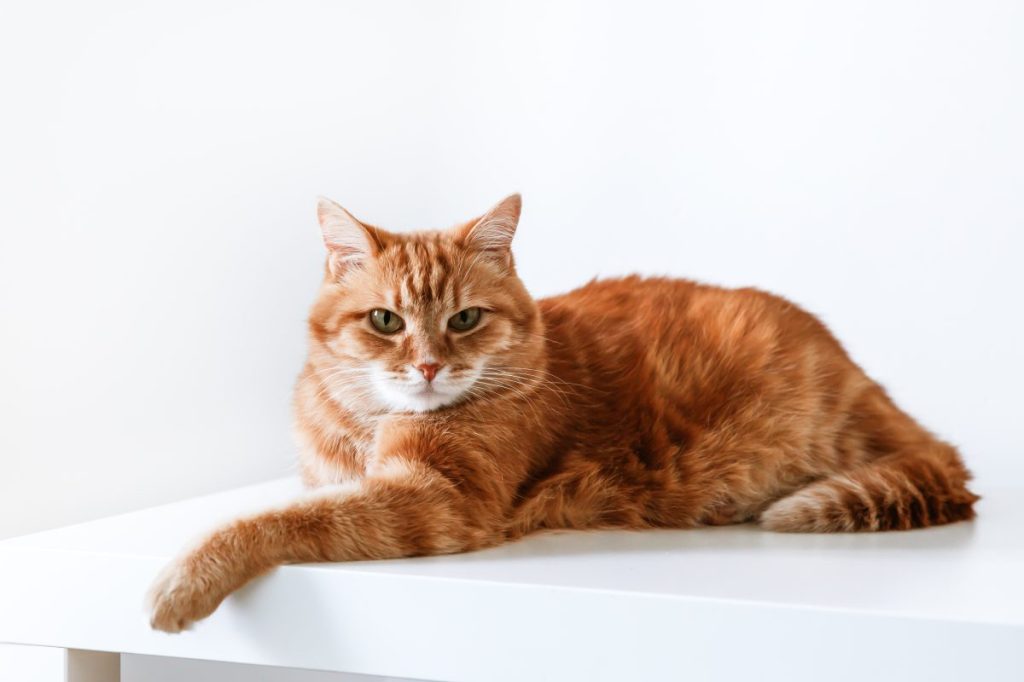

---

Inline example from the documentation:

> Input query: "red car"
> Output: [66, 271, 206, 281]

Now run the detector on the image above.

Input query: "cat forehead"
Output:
[376, 237, 475, 308]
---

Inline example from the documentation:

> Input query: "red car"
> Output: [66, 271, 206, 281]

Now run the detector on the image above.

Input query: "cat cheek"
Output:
[472, 323, 515, 355]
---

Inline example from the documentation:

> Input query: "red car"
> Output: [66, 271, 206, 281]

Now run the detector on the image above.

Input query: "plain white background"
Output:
[1, 1, 1022, 680]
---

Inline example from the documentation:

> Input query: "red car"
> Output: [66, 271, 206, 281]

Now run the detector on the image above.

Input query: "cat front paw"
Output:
[146, 554, 226, 633]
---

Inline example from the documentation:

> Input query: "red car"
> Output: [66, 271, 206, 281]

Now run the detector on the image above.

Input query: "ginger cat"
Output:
[148, 194, 977, 632]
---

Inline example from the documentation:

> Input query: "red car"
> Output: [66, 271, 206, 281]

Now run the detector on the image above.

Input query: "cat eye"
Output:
[448, 307, 482, 332]
[369, 309, 404, 334]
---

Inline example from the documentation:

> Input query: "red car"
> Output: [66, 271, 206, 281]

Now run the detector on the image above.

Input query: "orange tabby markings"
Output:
[147, 193, 977, 632]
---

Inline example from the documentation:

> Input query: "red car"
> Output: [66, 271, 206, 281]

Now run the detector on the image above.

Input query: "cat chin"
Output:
[372, 384, 464, 413]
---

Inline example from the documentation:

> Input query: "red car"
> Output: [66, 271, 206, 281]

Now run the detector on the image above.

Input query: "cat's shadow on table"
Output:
[434, 518, 982, 563]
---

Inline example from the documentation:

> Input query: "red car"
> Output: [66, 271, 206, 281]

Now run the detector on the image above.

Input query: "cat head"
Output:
[307, 194, 542, 413]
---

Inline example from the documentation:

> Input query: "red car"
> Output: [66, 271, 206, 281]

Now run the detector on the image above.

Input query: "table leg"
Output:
[65, 649, 120, 682]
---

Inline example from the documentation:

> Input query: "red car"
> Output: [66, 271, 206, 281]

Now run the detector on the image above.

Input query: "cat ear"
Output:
[459, 194, 522, 266]
[316, 197, 384, 277]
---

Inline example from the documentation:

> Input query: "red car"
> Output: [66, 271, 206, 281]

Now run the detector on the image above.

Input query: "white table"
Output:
[1, 478, 1021, 682]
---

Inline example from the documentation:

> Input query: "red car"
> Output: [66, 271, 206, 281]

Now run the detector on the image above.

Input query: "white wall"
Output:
[2, 1, 1022, 678]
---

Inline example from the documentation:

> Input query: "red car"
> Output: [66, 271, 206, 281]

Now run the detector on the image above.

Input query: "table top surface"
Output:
[4, 477, 1022, 626]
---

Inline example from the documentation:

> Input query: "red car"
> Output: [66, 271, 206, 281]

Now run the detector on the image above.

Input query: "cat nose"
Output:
[415, 362, 443, 382]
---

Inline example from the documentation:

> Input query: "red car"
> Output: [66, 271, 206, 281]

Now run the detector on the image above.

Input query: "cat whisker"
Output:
[471, 376, 549, 415]
[478, 367, 583, 407]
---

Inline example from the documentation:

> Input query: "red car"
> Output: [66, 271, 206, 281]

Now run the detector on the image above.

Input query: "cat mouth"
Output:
[407, 383, 467, 404]
[406, 382, 447, 398]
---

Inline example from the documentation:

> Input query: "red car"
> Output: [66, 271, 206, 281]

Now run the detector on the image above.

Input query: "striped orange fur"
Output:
[148, 194, 977, 632]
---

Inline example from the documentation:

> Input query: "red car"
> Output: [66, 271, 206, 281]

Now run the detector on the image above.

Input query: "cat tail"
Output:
[759, 442, 979, 532]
